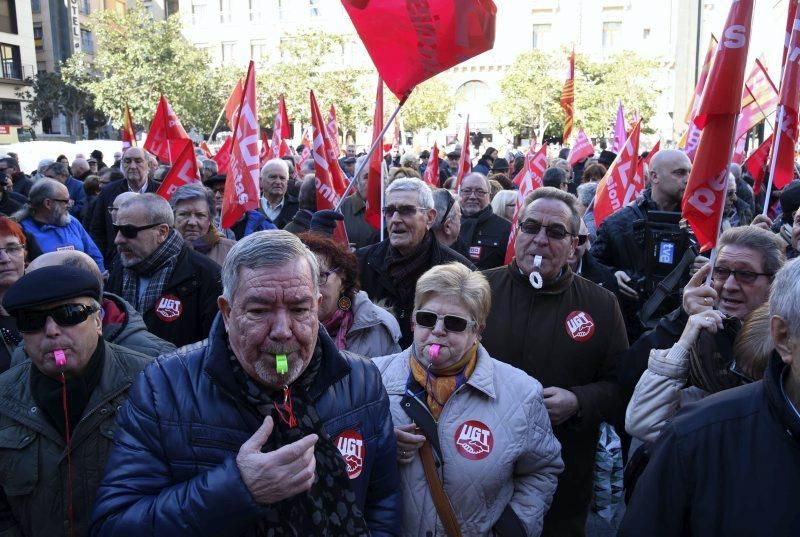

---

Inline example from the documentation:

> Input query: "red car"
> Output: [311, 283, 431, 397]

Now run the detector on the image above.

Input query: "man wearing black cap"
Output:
[0, 265, 152, 537]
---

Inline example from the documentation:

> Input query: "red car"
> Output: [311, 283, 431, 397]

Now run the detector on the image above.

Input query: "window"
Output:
[602, 21, 622, 51]
[80, 29, 94, 53]
[219, 0, 232, 23]
[191, 0, 208, 25]
[36, 60, 46, 74]
[31, 0, 39, 13]
[250, 39, 267, 61]
[0, 0, 18, 34]
[221, 41, 235, 62]
[33, 24, 43, 50]
[0, 100, 22, 125]
[249, 0, 262, 22]
[0, 44, 21, 80]
[309, 0, 319, 17]
[81, 0, 90, 15]
[531, 24, 551, 50]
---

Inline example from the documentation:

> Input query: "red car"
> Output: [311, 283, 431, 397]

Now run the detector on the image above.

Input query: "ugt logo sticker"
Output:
[454, 420, 493, 460]
[155, 295, 182, 322]
[565, 310, 595, 342]
[335, 430, 364, 479]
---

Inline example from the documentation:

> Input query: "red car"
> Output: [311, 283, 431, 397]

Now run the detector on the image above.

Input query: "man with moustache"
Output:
[91, 231, 401, 536]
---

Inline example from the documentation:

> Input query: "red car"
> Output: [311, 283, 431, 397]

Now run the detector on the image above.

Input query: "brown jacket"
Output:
[480, 261, 627, 537]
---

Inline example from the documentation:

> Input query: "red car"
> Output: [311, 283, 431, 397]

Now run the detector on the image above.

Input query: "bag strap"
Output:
[638, 246, 697, 326]
[419, 441, 463, 537]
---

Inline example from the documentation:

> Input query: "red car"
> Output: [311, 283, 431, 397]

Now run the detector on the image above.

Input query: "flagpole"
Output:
[206, 104, 227, 145]
[334, 97, 407, 212]
[760, 106, 784, 217]
[379, 167, 385, 242]
[744, 84, 776, 133]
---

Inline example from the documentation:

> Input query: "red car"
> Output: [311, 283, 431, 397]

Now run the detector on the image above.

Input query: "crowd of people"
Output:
[0, 138, 798, 537]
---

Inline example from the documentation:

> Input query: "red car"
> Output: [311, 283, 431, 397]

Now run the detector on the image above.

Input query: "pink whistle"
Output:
[429, 344, 441, 361]
[53, 349, 66, 367]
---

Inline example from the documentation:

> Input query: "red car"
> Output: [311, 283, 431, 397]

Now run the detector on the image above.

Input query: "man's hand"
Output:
[236, 417, 318, 505]
[543, 387, 579, 426]
[395, 423, 426, 465]
[677, 310, 725, 350]
[682, 262, 718, 315]
[614, 271, 638, 300]
[751, 214, 773, 231]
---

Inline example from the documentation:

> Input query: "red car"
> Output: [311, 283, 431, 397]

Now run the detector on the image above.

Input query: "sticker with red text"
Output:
[565, 310, 595, 342]
[454, 420, 493, 460]
[335, 430, 364, 479]
[155, 295, 183, 322]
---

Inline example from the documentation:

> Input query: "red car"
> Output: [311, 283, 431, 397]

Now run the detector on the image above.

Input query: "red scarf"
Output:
[322, 307, 354, 351]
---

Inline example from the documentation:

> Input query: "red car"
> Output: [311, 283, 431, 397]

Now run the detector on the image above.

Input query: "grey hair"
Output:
[201, 159, 218, 173]
[524, 186, 582, 234]
[490, 190, 517, 218]
[386, 177, 434, 210]
[170, 183, 216, 218]
[260, 158, 289, 177]
[459, 171, 489, 193]
[119, 193, 175, 227]
[37, 158, 54, 175]
[717, 226, 785, 276]
[769, 258, 800, 338]
[576, 181, 597, 207]
[44, 161, 69, 179]
[221, 230, 320, 301]
[399, 152, 418, 169]
[13, 178, 63, 221]
[431, 188, 457, 229]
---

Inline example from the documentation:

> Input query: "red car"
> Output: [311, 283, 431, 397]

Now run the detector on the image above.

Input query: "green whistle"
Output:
[276, 354, 288, 374]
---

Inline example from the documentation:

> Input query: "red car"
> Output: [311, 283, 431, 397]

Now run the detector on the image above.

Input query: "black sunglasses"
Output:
[519, 220, 575, 241]
[113, 222, 165, 239]
[16, 304, 99, 333]
[414, 310, 475, 333]
[711, 267, 772, 285]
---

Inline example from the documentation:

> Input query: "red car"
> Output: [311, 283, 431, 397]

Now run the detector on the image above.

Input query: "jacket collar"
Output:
[506, 258, 574, 295]
[463, 205, 493, 224]
[349, 290, 401, 340]
[204, 313, 351, 404]
[763, 351, 800, 441]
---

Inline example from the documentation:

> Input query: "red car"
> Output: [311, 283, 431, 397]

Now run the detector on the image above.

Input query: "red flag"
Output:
[567, 129, 593, 166]
[310, 90, 344, 211]
[560, 48, 575, 142]
[594, 121, 642, 228]
[270, 95, 291, 160]
[682, 0, 754, 251]
[327, 105, 342, 159]
[143, 95, 190, 165]
[681, 35, 718, 160]
[259, 129, 270, 166]
[212, 136, 233, 175]
[221, 61, 260, 229]
[342, 0, 496, 99]
[633, 139, 660, 188]
[744, 134, 773, 195]
[784, 0, 799, 71]
[454, 117, 471, 190]
[121, 103, 136, 150]
[199, 141, 212, 158]
[296, 126, 312, 176]
[225, 79, 243, 130]
[423, 142, 439, 187]
[156, 140, 200, 201]
[735, 59, 779, 141]
[505, 144, 548, 264]
[365, 78, 385, 230]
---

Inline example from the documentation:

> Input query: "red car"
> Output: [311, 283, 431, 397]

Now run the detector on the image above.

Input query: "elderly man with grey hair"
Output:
[340, 153, 380, 249]
[431, 187, 467, 256]
[106, 193, 222, 347]
[43, 160, 87, 218]
[259, 158, 298, 229]
[458, 171, 511, 270]
[358, 177, 475, 347]
[621, 258, 800, 536]
[91, 230, 402, 536]
[170, 183, 235, 265]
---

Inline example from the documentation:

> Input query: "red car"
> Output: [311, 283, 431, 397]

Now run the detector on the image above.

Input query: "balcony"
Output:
[0, 64, 35, 84]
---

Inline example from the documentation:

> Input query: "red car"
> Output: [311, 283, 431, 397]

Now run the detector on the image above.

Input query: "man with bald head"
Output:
[458, 172, 511, 269]
[72, 157, 91, 181]
[89, 147, 162, 267]
[591, 149, 692, 339]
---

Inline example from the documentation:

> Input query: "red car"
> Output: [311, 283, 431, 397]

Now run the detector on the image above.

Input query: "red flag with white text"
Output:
[633, 139, 660, 188]
[505, 143, 548, 264]
[594, 121, 641, 229]
[365, 78, 385, 230]
[423, 142, 439, 187]
[143, 95, 190, 165]
[266, 95, 291, 161]
[682, 0, 754, 251]
[221, 61, 260, 229]
[156, 139, 200, 201]
[567, 129, 594, 166]
[454, 117, 471, 190]
[681, 35, 718, 160]
[310, 90, 343, 212]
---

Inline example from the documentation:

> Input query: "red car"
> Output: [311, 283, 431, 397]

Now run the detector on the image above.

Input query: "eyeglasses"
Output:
[0, 244, 24, 256]
[382, 205, 425, 218]
[729, 360, 755, 384]
[414, 310, 476, 333]
[319, 266, 340, 285]
[711, 267, 772, 284]
[16, 304, 99, 333]
[113, 222, 166, 239]
[519, 220, 575, 241]
[460, 188, 488, 198]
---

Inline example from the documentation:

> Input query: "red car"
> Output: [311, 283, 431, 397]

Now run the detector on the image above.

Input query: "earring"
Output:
[337, 295, 352, 311]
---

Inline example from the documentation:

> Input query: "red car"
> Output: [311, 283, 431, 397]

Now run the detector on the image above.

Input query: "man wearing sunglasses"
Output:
[0, 265, 153, 537]
[457, 172, 511, 270]
[16, 178, 106, 272]
[358, 178, 475, 348]
[105, 194, 222, 348]
[480, 186, 627, 537]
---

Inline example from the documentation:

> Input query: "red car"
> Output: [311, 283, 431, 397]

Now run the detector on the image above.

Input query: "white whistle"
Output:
[529, 255, 544, 289]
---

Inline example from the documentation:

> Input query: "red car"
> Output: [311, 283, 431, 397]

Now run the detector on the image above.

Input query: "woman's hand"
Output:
[677, 310, 725, 350]
[395, 423, 426, 465]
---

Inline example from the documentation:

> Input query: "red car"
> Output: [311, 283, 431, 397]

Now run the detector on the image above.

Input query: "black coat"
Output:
[88, 179, 161, 266]
[259, 194, 299, 229]
[619, 353, 800, 536]
[106, 246, 222, 348]
[357, 236, 475, 347]
[458, 206, 511, 270]
[577, 250, 619, 296]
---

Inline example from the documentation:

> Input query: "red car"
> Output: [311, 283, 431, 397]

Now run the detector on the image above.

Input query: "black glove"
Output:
[310, 210, 344, 237]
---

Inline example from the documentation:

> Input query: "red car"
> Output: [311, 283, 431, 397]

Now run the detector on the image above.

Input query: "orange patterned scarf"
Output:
[410, 344, 478, 420]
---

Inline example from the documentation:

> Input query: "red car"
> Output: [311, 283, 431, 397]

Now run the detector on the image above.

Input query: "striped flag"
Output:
[560, 48, 575, 142]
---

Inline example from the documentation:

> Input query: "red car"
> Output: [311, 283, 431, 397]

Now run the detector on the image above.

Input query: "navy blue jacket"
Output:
[90, 315, 401, 536]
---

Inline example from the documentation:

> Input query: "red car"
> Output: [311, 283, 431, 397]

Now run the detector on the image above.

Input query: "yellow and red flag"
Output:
[121, 103, 136, 150]
[560, 48, 575, 142]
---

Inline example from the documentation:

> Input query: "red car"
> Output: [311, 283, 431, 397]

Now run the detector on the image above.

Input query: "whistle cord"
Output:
[60, 373, 75, 537]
